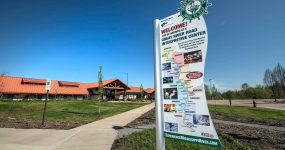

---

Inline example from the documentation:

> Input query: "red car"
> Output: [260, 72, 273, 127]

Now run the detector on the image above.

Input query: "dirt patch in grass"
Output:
[211, 112, 285, 127]
[0, 117, 83, 129]
[127, 109, 155, 127]
[128, 108, 285, 127]
[216, 123, 285, 150]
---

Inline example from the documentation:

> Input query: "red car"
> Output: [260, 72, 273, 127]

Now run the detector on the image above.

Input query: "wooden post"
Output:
[41, 90, 49, 126]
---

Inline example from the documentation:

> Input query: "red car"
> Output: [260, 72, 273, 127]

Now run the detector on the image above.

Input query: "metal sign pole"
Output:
[42, 90, 49, 126]
[153, 19, 165, 150]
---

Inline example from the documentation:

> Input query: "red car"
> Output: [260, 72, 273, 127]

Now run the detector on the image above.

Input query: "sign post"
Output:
[154, 0, 222, 148]
[42, 80, 51, 126]
[153, 19, 165, 150]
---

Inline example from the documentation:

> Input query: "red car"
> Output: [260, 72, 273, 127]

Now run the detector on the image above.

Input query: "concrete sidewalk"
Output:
[0, 103, 155, 150]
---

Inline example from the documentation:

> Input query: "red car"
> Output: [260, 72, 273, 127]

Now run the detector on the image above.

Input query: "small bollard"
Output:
[253, 100, 256, 108]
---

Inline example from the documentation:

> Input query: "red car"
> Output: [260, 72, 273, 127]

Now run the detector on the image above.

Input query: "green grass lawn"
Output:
[0, 100, 146, 124]
[209, 105, 285, 122]
[112, 129, 250, 150]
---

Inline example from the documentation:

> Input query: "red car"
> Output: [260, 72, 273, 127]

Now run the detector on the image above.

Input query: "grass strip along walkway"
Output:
[0, 103, 155, 150]
[0, 100, 147, 129]
[112, 105, 285, 150]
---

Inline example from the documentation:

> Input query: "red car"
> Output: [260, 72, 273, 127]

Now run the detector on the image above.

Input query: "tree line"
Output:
[206, 63, 285, 101]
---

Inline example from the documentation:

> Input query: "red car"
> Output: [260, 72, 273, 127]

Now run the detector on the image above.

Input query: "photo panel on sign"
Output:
[184, 50, 203, 64]
[193, 114, 210, 126]
[165, 122, 178, 132]
[163, 88, 178, 99]
[164, 104, 177, 112]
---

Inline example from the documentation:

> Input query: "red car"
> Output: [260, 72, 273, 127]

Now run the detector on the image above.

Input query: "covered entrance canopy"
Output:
[87, 78, 130, 100]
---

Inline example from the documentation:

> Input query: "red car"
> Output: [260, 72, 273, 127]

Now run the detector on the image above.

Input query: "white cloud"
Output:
[205, 80, 237, 92]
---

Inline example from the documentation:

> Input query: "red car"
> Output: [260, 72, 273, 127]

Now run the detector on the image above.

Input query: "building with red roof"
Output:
[0, 76, 130, 100]
[144, 88, 155, 100]
[125, 86, 143, 99]
[124, 86, 155, 100]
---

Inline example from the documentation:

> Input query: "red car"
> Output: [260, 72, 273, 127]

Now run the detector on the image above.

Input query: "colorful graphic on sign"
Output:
[179, 0, 211, 22]
[186, 71, 203, 79]
[159, 11, 222, 147]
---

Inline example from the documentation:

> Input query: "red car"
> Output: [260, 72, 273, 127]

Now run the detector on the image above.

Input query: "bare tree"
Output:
[264, 69, 282, 102]
[264, 69, 274, 86]
[273, 63, 285, 90]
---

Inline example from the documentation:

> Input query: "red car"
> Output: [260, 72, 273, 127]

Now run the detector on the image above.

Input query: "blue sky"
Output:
[0, 0, 285, 91]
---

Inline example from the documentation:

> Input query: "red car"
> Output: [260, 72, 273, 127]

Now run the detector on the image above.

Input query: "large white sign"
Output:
[46, 80, 51, 91]
[159, 12, 222, 147]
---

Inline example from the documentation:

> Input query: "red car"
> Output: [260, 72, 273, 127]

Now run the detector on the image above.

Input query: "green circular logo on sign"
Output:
[180, 0, 210, 22]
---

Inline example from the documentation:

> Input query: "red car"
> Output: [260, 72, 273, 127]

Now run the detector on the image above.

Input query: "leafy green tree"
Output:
[98, 66, 103, 99]
[241, 83, 249, 91]
[210, 85, 223, 100]
[205, 84, 223, 100]
[204, 84, 210, 100]
[140, 84, 144, 100]
[223, 90, 233, 106]
[253, 87, 272, 99]
[98, 66, 103, 113]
